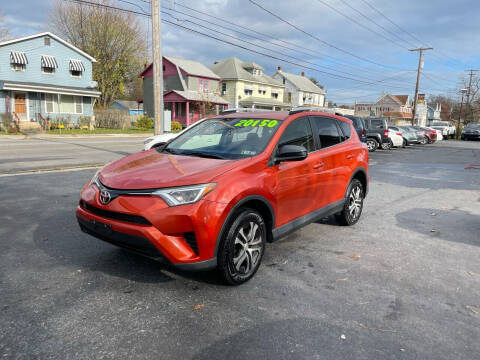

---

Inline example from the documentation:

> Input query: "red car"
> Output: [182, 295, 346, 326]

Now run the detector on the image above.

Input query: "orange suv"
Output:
[76, 110, 369, 285]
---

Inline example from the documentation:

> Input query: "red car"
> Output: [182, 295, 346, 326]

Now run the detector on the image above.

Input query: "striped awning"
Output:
[41, 55, 58, 69]
[69, 59, 85, 72]
[10, 51, 28, 65]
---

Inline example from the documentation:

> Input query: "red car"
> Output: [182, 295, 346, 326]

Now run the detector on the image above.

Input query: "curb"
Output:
[1, 133, 153, 139]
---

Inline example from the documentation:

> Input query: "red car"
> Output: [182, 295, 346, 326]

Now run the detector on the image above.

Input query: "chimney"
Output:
[277, 66, 282, 71]
[301, 72, 305, 77]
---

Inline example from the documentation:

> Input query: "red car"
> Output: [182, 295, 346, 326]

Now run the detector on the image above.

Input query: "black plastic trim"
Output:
[80, 200, 151, 225]
[347, 167, 369, 197]
[271, 199, 345, 241]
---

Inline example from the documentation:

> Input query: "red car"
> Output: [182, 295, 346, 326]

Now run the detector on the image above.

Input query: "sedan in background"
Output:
[381, 128, 404, 149]
[413, 126, 437, 144]
[390, 126, 416, 146]
[461, 123, 480, 140]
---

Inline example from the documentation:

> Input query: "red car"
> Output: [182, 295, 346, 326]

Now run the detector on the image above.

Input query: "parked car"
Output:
[342, 115, 367, 143]
[413, 126, 437, 144]
[430, 121, 456, 140]
[391, 126, 419, 145]
[143, 119, 208, 150]
[461, 122, 480, 140]
[381, 128, 404, 149]
[77, 110, 369, 285]
[364, 118, 389, 152]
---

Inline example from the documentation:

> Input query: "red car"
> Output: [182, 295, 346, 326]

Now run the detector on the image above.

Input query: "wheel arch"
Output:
[214, 195, 275, 257]
[347, 167, 368, 197]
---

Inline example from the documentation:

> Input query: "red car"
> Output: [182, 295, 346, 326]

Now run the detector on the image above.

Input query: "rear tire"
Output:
[402, 139, 407, 148]
[381, 140, 392, 150]
[366, 138, 378, 152]
[217, 208, 266, 285]
[420, 136, 428, 145]
[335, 179, 364, 226]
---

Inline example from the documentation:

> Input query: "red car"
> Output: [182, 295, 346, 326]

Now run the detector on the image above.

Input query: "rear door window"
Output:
[311, 117, 342, 148]
[337, 120, 351, 141]
[371, 119, 385, 129]
[277, 117, 314, 152]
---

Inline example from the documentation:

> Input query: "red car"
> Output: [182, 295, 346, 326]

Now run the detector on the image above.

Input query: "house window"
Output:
[42, 67, 54, 74]
[204, 79, 209, 91]
[75, 96, 83, 114]
[59, 95, 83, 114]
[10, 51, 28, 72]
[221, 82, 227, 94]
[244, 89, 253, 96]
[44, 37, 50, 46]
[11, 63, 26, 72]
[70, 70, 82, 78]
[271, 93, 278, 99]
[41, 55, 58, 75]
[45, 93, 57, 113]
[69, 59, 85, 78]
[199, 79, 204, 91]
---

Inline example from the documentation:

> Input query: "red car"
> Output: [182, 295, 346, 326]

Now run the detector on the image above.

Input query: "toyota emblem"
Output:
[99, 190, 112, 205]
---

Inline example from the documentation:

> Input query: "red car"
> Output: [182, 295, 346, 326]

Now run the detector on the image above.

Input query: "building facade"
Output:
[355, 94, 413, 125]
[426, 103, 441, 125]
[140, 56, 228, 126]
[110, 100, 144, 115]
[0, 32, 100, 126]
[272, 67, 325, 107]
[210, 57, 290, 110]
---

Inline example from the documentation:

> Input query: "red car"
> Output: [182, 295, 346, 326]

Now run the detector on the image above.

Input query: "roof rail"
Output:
[220, 107, 277, 114]
[289, 106, 336, 115]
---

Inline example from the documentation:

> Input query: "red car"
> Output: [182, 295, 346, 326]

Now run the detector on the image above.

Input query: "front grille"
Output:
[183, 232, 199, 255]
[80, 200, 151, 225]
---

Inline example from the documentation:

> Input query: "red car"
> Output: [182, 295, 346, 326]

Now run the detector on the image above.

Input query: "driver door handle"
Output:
[346, 154, 355, 160]
[313, 161, 325, 169]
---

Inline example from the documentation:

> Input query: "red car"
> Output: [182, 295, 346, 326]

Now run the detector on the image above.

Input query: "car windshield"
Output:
[465, 123, 480, 129]
[161, 117, 284, 159]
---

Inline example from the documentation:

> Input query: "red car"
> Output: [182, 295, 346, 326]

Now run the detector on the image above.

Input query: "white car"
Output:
[430, 121, 455, 139]
[381, 128, 404, 149]
[142, 118, 207, 150]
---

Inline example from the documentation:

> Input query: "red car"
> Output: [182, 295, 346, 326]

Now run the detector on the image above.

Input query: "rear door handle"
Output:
[313, 162, 325, 169]
[346, 154, 355, 160]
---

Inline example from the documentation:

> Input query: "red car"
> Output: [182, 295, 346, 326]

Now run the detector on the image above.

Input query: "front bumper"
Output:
[76, 184, 229, 271]
[462, 133, 480, 140]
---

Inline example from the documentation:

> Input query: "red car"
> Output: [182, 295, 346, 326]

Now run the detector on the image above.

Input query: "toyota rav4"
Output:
[76, 111, 369, 285]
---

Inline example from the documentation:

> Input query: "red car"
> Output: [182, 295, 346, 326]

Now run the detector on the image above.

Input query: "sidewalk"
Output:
[0, 132, 153, 139]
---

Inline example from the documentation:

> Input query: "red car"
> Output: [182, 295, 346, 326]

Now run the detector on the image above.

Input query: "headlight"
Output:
[152, 183, 216, 206]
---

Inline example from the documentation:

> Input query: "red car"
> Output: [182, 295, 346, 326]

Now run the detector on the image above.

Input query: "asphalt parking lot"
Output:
[1, 139, 479, 359]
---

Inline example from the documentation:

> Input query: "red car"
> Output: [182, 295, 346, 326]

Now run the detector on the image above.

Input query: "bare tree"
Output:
[0, 10, 10, 41]
[50, 0, 148, 107]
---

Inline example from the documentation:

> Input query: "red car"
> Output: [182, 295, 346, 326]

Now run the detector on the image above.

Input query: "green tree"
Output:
[50, 0, 148, 107]
[309, 77, 324, 89]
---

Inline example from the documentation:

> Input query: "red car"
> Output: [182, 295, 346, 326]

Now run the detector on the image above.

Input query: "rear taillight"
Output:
[383, 129, 388, 138]
[396, 132, 402, 136]
[430, 130, 436, 135]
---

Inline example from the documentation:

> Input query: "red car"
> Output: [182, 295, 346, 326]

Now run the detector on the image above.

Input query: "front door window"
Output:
[14, 93, 27, 121]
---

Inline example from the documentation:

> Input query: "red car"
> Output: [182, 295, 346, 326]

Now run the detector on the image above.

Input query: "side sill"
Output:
[271, 199, 345, 242]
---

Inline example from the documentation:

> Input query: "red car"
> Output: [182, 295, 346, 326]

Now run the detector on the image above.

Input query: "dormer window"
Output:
[10, 51, 28, 72]
[69, 59, 85, 78]
[44, 37, 51, 46]
[41, 55, 58, 74]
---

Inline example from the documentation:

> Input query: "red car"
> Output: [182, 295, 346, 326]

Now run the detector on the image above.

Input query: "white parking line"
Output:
[0, 164, 103, 177]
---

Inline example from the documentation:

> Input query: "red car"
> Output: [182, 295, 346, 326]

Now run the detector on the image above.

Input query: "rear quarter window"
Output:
[337, 120, 351, 140]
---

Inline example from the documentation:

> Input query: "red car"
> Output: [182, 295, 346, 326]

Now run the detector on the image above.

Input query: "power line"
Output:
[314, 0, 410, 51]
[247, 0, 405, 70]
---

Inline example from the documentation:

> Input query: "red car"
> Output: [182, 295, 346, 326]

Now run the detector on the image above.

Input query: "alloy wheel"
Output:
[233, 221, 264, 276]
[348, 185, 363, 220]
[366, 140, 376, 151]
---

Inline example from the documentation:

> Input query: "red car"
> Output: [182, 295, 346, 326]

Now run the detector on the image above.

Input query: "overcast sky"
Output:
[2, 0, 479, 104]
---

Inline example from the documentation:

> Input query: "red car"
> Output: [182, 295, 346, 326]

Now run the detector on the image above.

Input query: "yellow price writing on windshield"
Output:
[234, 119, 279, 128]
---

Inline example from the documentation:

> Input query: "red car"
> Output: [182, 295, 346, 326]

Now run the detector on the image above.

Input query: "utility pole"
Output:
[458, 89, 467, 135]
[409, 47, 433, 126]
[465, 69, 479, 124]
[151, 0, 164, 135]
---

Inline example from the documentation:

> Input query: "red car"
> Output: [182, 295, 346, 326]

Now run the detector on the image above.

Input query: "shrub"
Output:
[94, 109, 132, 129]
[136, 115, 154, 129]
[0, 113, 14, 132]
[171, 121, 182, 132]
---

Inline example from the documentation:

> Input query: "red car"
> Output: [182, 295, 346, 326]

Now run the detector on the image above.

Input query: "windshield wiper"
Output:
[180, 151, 225, 159]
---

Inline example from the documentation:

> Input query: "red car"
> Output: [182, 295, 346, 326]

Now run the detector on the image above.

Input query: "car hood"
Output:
[98, 149, 242, 190]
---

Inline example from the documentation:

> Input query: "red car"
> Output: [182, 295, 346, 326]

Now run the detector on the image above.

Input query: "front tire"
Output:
[402, 138, 407, 148]
[335, 179, 364, 226]
[381, 140, 392, 150]
[217, 208, 266, 285]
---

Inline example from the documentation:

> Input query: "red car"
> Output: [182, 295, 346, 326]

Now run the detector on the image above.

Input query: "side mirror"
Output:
[276, 145, 308, 163]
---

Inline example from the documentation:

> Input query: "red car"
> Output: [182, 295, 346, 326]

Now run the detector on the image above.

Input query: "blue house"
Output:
[0, 32, 101, 125]
[110, 100, 144, 115]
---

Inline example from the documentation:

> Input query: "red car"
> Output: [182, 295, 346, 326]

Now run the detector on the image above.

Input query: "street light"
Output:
[457, 88, 468, 138]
